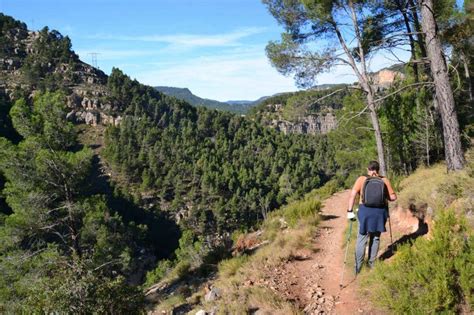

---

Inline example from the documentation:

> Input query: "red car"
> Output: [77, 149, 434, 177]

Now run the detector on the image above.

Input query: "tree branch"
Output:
[373, 82, 435, 103]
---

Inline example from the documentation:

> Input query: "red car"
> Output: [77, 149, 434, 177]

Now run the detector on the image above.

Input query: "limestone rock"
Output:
[271, 112, 337, 135]
[204, 286, 221, 302]
[85, 111, 99, 126]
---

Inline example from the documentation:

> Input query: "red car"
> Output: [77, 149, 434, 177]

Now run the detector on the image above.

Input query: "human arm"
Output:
[384, 178, 397, 201]
[348, 189, 358, 212]
[348, 176, 364, 211]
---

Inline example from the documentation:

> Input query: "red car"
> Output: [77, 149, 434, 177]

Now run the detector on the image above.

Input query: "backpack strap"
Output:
[361, 175, 369, 203]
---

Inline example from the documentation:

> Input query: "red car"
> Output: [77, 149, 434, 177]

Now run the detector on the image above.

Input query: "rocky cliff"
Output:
[264, 104, 338, 135]
[0, 16, 121, 126]
[252, 87, 346, 135]
[253, 68, 404, 136]
[371, 69, 405, 90]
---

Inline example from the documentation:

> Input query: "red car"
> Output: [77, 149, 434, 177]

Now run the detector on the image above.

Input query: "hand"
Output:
[347, 211, 356, 220]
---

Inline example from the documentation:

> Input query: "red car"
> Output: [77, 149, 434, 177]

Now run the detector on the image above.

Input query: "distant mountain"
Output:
[226, 95, 270, 107]
[310, 83, 344, 90]
[154, 86, 255, 114]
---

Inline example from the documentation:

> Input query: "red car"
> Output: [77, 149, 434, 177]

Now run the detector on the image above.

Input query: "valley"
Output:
[0, 0, 472, 312]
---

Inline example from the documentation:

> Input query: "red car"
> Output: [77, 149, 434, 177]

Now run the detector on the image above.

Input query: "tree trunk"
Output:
[425, 109, 430, 166]
[459, 51, 473, 101]
[420, 0, 465, 170]
[344, 0, 388, 176]
[367, 91, 387, 176]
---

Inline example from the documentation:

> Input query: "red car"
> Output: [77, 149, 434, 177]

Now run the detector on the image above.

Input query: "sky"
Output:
[1, 0, 410, 101]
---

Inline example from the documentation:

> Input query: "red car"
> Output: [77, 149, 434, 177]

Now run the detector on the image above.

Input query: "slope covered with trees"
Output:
[0, 0, 472, 311]
[0, 92, 144, 313]
[0, 13, 336, 312]
[106, 68, 334, 234]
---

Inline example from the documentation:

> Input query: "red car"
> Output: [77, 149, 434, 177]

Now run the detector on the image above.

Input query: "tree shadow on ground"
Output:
[320, 214, 339, 221]
[379, 211, 429, 260]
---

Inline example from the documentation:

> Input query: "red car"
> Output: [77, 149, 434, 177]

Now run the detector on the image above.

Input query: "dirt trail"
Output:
[273, 190, 387, 314]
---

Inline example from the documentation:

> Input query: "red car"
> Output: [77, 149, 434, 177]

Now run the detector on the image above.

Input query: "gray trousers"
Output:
[355, 231, 381, 274]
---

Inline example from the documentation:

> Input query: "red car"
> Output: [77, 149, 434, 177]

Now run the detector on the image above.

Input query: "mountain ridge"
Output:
[154, 86, 257, 114]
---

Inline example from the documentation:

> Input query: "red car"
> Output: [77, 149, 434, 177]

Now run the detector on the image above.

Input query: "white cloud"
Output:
[136, 54, 295, 101]
[79, 43, 410, 101]
[87, 27, 268, 49]
[134, 46, 364, 101]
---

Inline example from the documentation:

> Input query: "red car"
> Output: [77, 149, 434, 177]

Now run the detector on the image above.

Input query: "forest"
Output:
[0, 0, 473, 313]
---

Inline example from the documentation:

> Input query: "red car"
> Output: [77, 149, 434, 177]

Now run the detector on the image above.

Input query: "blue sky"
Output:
[2, 0, 409, 101]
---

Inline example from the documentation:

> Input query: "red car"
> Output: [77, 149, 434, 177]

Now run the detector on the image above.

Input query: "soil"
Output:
[267, 190, 418, 314]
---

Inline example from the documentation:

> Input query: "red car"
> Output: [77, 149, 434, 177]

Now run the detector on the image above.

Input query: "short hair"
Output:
[368, 160, 380, 172]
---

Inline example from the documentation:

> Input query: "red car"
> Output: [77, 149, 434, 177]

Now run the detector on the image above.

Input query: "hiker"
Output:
[347, 161, 397, 274]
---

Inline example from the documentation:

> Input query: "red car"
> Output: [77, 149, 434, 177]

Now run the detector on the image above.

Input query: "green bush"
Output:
[171, 261, 191, 279]
[363, 209, 473, 314]
[144, 259, 172, 288]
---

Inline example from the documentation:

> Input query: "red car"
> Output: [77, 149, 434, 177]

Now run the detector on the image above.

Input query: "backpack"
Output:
[362, 176, 386, 208]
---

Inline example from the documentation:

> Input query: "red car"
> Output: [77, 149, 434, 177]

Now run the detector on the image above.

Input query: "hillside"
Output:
[147, 156, 473, 314]
[226, 95, 270, 107]
[0, 14, 336, 313]
[249, 85, 349, 135]
[248, 70, 406, 136]
[154, 86, 256, 114]
[1, 2, 473, 313]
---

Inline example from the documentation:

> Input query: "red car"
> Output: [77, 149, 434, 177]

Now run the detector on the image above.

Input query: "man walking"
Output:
[347, 161, 397, 274]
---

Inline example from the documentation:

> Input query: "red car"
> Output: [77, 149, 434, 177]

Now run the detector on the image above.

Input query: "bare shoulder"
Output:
[357, 175, 367, 181]
[354, 176, 366, 185]
[352, 176, 366, 192]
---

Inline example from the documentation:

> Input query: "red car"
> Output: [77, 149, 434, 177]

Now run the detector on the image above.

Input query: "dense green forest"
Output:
[0, 92, 144, 312]
[0, 13, 336, 312]
[106, 68, 334, 233]
[0, 0, 473, 312]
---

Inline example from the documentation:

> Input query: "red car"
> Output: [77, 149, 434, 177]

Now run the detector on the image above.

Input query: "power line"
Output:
[88, 52, 100, 68]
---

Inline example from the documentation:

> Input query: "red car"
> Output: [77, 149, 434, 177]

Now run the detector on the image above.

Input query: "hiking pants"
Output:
[355, 231, 381, 274]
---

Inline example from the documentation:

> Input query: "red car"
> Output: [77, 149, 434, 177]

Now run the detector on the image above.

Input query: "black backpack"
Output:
[362, 176, 386, 208]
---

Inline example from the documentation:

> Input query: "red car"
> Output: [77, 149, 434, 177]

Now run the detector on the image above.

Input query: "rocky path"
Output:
[271, 190, 384, 314]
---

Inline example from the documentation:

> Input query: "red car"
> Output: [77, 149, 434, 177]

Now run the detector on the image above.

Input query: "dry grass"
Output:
[218, 255, 249, 278]
[152, 294, 186, 314]
[396, 151, 474, 220]
[186, 185, 332, 314]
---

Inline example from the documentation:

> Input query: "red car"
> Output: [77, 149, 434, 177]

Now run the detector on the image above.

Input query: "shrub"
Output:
[363, 209, 473, 313]
[144, 259, 172, 288]
[170, 260, 191, 280]
[218, 255, 249, 278]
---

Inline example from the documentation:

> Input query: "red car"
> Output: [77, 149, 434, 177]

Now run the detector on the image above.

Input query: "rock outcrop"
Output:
[258, 102, 338, 135]
[0, 25, 122, 127]
[371, 69, 405, 90]
[270, 112, 337, 135]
